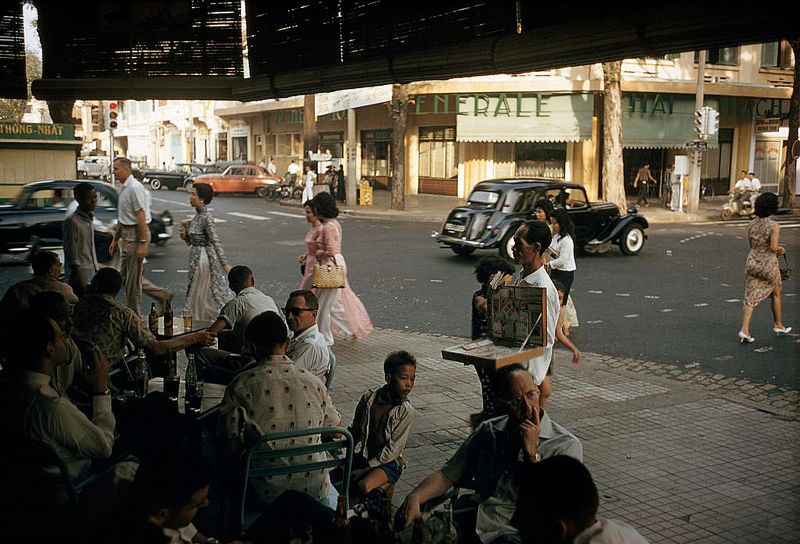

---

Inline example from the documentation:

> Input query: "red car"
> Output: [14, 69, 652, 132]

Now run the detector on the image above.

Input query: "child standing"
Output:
[349, 351, 416, 497]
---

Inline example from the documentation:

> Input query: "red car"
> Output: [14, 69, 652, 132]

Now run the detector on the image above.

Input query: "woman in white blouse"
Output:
[548, 208, 577, 306]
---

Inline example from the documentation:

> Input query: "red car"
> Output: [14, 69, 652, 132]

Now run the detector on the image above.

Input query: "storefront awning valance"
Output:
[623, 95, 719, 149]
[455, 94, 593, 143]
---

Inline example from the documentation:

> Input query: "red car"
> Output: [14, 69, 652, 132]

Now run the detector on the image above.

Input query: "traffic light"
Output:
[704, 107, 719, 136]
[107, 101, 119, 131]
[694, 108, 706, 136]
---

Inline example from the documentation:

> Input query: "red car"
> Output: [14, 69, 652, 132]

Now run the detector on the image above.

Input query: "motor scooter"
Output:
[720, 191, 756, 220]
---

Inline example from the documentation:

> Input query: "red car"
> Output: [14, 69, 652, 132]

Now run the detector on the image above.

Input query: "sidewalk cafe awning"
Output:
[623, 95, 719, 149]
[456, 93, 593, 143]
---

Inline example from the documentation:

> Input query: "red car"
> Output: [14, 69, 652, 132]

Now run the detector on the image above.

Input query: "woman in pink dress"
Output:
[299, 200, 321, 289]
[311, 193, 373, 345]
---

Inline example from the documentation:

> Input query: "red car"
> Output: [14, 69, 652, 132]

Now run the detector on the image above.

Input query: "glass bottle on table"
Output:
[148, 303, 159, 337]
[163, 299, 173, 337]
[133, 348, 150, 398]
[163, 351, 180, 403]
[184, 351, 203, 414]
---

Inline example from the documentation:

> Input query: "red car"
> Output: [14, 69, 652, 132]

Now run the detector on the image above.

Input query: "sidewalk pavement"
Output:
[282, 189, 730, 224]
[329, 327, 799, 544]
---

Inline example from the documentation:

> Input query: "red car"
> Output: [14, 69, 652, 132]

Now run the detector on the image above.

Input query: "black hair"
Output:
[90, 267, 123, 296]
[29, 291, 71, 322]
[550, 208, 575, 239]
[384, 351, 417, 377]
[520, 220, 552, 256]
[494, 364, 530, 401]
[12, 315, 58, 363]
[303, 200, 315, 208]
[194, 183, 213, 205]
[754, 192, 778, 218]
[474, 255, 515, 284]
[288, 289, 319, 311]
[74, 182, 95, 200]
[512, 456, 599, 540]
[245, 311, 289, 358]
[311, 192, 340, 218]
[228, 265, 253, 293]
[31, 250, 59, 276]
[533, 198, 554, 220]
[127, 451, 210, 516]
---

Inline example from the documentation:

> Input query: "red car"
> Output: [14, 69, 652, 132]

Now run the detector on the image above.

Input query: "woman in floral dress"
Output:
[183, 183, 234, 325]
[738, 192, 790, 343]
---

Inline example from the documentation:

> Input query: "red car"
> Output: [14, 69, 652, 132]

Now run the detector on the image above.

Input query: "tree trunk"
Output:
[782, 39, 799, 208]
[390, 84, 408, 211]
[601, 61, 627, 213]
[303, 94, 318, 167]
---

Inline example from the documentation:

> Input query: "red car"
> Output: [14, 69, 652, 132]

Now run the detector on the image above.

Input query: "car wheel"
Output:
[619, 224, 645, 255]
[450, 245, 476, 256]
[720, 207, 733, 220]
[149, 178, 162, 191]
[256, 187, 267, 198]
[500, 228, 517, 260]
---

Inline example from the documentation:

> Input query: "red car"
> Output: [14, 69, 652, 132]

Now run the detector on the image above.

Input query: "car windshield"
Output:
[467, 190, 500, 209]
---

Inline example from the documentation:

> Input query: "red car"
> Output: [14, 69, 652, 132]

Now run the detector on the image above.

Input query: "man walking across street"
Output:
[303, 164, 316, 202]
[62, 182, 98, 297]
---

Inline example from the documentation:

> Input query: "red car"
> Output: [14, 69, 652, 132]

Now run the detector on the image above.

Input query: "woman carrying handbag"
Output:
[311, 193, 373, 345]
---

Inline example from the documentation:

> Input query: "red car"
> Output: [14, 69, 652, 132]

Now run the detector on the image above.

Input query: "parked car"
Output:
[141, 168, 189, 191]
[434, 179, 648, 258]
[0, 180, 173, 263]
[192, 165, 281, 196]
[77, 157, 110, 180]
[176, 162, 223, 191]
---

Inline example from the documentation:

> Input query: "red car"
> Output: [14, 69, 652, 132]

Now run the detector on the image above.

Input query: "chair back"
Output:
[239, 426, 353, 532]
[0, 439, 80, 505]
[324, 352, 336, 389]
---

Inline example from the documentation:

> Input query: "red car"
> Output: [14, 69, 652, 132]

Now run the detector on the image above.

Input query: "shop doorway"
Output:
[623, 148, 670, 199]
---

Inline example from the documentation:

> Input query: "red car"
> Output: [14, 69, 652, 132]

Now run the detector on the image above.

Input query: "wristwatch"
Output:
[526, 451, 542, 463]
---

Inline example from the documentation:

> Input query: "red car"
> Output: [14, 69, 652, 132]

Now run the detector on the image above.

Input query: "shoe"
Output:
[738, 331, 755, 343]
[773, 326, 792, 336]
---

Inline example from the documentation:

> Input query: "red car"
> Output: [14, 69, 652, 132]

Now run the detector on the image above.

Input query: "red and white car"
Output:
[192, 165, 281, 196]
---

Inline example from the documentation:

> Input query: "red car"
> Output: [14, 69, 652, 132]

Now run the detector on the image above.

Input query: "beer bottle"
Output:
[411, 516, 425, 544]
[163, 299, 173, 337]
[148, 303, 159, 336]
[134, 348, 150, 398]
[333, 495, 351, 543]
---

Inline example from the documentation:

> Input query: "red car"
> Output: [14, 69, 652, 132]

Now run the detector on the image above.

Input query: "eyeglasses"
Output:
[499, 390, 540, 412]
[283, 307, 314, 316]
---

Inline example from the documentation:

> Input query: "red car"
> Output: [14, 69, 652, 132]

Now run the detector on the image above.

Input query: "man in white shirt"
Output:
[747, 171, 762, 207]
[733, 169, 752, 208]
[109, 157, 151, 314]
[284, 289, 332, 382]
[267, 157, 277, 176]
[510, 221, 560, 388]
[513, 455, 649, 544]
[287, 159, 300, 184]
[0, 315, 115, 504]
[303, 164, 316, 202]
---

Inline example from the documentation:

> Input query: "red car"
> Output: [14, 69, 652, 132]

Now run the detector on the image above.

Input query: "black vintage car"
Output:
[434, 179, 648, 258]
[141, 168, 189, 191]
[0, 180, 173, 262]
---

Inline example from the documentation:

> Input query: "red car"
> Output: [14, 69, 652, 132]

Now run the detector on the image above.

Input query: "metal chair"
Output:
[238, 426, 353, 533]
[324, 351, 336, 389]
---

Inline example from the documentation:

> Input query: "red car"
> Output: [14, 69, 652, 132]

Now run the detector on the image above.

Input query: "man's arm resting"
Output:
[146, 331, 215, 355]
[207, 317, 228, 336]
[398, 471, 454, 527]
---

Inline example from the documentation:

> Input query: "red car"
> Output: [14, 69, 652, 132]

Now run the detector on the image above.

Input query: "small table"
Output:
[147, 378, 226, 417]
[441, 338, 544, 370]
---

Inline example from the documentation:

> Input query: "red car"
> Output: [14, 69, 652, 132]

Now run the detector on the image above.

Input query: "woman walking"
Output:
[183, 183, 234, 325]
[548, 208, 577, 307]
[311, 193, 373, 345]
[738, 192, 791, 343]
[299, 200, 322, 290]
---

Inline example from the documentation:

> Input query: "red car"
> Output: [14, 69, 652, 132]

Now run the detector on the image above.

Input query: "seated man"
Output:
[199, 265, 280, 384]
[733, 170, 752, 207]
[217, 311, 342, 508]
[285, 289, 332, 382]
[398, 365, 582, 544]
[28, 291, 82, 396]
[747, 171, 761, 207]
[512, 456, 649, 544]
[0, 251, 78, 324]
[72, 268, 214, 372]
[0, 315, 114, 504]
[208, 265, 280, 353]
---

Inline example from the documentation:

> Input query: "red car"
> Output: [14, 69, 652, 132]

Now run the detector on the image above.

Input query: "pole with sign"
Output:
[107, 101, 119, 187]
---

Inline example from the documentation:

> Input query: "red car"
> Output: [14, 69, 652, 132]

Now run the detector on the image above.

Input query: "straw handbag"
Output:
[312, 258, 345, 289]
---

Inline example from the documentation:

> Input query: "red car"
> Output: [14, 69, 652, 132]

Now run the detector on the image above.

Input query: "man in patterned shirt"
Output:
[217, 310, 342, 508]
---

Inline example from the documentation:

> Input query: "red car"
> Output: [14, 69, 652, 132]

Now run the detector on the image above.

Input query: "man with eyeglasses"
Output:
[398, 365, 581, 544]
[285, 290, 332, 382]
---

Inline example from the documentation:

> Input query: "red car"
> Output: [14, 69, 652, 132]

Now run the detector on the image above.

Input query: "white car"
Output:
[77, 157, 110, 180]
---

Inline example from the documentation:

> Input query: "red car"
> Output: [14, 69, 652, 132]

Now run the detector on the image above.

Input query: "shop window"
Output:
[695, 47, 739, 66]
[276, 134, 293, 156]
[515, 143, 566, 179]
[232, 137, 248, 160]
[761, 41, 795, 69]
[217, 132, 228, 161]
[320, 132, 344, 158]
[293, 134, 303, 155]
[419, 127, 458, 179]
[264, 135, 276, 158]
[361, 130, 392, 178]
[701, 128, 733, 182]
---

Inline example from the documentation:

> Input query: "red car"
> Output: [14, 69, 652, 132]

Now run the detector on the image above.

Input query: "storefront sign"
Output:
[316, 85, 392, 117]
[623, 95, 719, 149]
[230, 126, 249, 138]
[309, 151, 333, 161]
[0, 122, 75, 140]
[754, 117, 781, 133]
[411, 93, 562, 118]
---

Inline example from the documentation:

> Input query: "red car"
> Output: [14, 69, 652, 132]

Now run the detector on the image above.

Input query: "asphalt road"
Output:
[1, 190, 797, 390]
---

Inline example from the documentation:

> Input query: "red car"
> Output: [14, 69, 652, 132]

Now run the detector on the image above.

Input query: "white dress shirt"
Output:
[118, 175, 152, 225]
[287, 324, 331, 381]
[574, 519, 650, 544]
[512, 266, 559, 384]
[548, 234, 576, 271]
[734, 177, 752, 192]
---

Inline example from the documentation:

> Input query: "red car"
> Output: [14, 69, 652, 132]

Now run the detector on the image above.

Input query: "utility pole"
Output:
[389, 84, 408, 211]
[109, 129, 115, 188]
[687, 50, 706, 213]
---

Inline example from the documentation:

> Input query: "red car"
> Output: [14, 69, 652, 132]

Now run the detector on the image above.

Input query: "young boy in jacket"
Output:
[349, 351, 416, 497]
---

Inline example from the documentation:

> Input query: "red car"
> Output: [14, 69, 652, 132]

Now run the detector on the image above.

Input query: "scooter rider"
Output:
[733, 170, 752, 208]
[747, 172, 761, 207]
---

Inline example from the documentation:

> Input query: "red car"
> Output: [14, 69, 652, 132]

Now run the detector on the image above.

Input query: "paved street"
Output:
[2, 191, 795, 390]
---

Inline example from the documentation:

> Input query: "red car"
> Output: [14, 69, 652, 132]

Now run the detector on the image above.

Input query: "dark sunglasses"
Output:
[283, 307, 314, 316]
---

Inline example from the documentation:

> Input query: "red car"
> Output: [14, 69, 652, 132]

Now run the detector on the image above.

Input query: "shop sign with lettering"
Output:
[411, 93, 566, 117]
[0, 122, 75, 140]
